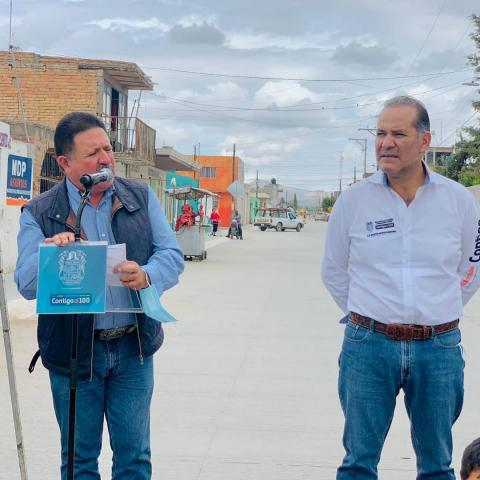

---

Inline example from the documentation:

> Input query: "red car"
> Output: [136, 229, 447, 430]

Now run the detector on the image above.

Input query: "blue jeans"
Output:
[49, 332, 154, 479]
[338, 321, 464, 480]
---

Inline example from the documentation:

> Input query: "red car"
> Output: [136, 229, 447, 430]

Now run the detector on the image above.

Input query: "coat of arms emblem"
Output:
[58, 250, 87, 285]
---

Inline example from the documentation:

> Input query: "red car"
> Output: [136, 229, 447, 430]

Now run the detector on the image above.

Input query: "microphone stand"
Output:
[67, 185, 92, 480]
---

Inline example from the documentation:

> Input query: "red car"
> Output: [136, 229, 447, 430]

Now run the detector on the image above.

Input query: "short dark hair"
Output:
[461, 437, 480, 480]
[54, 112, 106, 157]
[382, 96, 430, 133]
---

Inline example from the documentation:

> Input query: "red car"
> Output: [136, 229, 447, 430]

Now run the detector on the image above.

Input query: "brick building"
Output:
[0, 50, 183, 200]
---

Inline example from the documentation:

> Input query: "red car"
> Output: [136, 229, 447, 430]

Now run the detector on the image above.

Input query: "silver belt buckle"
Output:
[101, 327, 125, 341]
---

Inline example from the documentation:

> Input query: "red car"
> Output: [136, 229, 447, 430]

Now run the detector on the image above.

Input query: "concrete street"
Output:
[1, 221, 480, 479]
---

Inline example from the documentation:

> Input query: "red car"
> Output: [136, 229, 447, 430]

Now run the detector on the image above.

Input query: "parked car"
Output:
[254, 208, 304, 232]
[314, 211, 329, 221]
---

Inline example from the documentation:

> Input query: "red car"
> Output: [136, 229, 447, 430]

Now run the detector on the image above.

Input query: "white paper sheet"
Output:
[106, 243, 126, 287]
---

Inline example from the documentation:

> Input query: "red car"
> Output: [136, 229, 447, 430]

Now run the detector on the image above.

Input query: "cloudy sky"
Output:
[2, 0, 479, 191]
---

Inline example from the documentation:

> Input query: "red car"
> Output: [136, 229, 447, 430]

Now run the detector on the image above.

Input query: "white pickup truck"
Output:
[254, 208, 304, 232]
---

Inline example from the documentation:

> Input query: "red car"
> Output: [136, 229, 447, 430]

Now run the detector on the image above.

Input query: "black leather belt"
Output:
[94, 325, 137, 342]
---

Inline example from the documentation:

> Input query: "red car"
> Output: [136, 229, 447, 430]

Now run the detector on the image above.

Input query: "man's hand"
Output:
[114, 261, 148, 290]
[44, 232, 75, 246]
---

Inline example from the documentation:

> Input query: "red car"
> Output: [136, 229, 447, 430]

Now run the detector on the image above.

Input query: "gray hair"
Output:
[382, 96, 430, 133]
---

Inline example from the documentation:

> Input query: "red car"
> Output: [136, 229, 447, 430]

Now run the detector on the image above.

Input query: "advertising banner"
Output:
[6, 154, 33, 206]
[36, 242, 108, 314]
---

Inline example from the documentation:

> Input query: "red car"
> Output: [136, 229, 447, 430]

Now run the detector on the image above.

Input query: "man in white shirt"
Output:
[322, 96, 480, 480]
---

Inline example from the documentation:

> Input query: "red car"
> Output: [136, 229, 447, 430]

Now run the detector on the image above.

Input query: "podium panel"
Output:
[36, 242, 107, 314]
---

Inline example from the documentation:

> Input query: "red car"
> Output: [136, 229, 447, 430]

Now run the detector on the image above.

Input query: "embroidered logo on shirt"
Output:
[461, 266, 477, 287]
[366, 218, 397, 238]
[375, 218, 395, 230]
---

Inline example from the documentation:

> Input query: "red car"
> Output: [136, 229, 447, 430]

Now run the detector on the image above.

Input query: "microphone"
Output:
[80, 168, 113, 187]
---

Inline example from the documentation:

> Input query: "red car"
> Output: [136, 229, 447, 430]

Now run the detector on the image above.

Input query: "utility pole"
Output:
[193, 145, 198, 180]
[9, 0, 13, 48]
[232, 143, 236, 182]
[339, 155, 343, 194]
[232, 143, 236, 210]
[353, 165, 357, 184]
[348, 137, 367, 177]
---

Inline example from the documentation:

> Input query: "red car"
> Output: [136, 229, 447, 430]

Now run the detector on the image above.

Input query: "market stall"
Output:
[166, 186, 217, 261]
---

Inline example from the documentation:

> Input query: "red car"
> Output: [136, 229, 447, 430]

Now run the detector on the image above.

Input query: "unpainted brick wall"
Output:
[0, 52, 99, 129]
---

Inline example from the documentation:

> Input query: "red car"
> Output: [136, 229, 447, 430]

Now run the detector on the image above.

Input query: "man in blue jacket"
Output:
[15, 112, 184, 479]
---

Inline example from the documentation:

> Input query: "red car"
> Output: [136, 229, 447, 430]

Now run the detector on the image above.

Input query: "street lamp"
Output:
[348, 137, 367, 177]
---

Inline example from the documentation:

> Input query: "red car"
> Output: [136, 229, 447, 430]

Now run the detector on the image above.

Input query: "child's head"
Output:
[461, 438, 480, 480]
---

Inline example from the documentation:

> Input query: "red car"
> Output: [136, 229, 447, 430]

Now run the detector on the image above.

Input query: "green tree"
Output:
[293, 193, 298, 210]
[322, 196, 336, 211]
[446, 14, 480, 186]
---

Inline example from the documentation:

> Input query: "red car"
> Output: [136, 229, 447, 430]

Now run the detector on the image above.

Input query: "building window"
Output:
[200, 167, 216, 178]
[40, 150, 64, 193]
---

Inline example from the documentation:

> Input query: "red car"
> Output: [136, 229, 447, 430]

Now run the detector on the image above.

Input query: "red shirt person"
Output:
[210, 209, 220, 236]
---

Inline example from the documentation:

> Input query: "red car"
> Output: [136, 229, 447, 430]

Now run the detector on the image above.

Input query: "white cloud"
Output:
[171, 82, 248, 104]
[218, 132, 305, 165]
[207, 82, 248, 101]
[89, 17, 170, 33]
[254, 81, 322, 108]
[177, 14, 218, 28]
[227, 32, 332, 51]
[149, 120, 190, 145]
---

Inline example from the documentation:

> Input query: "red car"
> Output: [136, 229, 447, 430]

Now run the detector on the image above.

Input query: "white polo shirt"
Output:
[321, 167, 480, 325]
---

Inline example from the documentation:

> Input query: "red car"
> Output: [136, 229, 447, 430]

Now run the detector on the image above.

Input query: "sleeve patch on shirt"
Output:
[461, 266, 477, 288]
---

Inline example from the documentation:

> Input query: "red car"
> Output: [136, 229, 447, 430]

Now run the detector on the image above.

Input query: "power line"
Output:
[140, 65, 473, 83]
[401, 0, 448, 82]
[437, 110, 478, 145]
[428, 20, 473, 89]
[140, 97, 377, 130]
[150, 78, 472, 113]
[147, 73, 446, 110]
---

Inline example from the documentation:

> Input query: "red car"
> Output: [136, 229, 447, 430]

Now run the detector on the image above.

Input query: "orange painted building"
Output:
[178, 155, 244, 227]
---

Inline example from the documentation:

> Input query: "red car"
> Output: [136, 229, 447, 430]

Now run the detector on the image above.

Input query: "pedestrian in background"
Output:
[197, 204, 205, 224]
[227, 209, 243, 239]
[322, 96, 480, 479]
[210, 208, 220, 236]
[15, 112, 184, 479]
